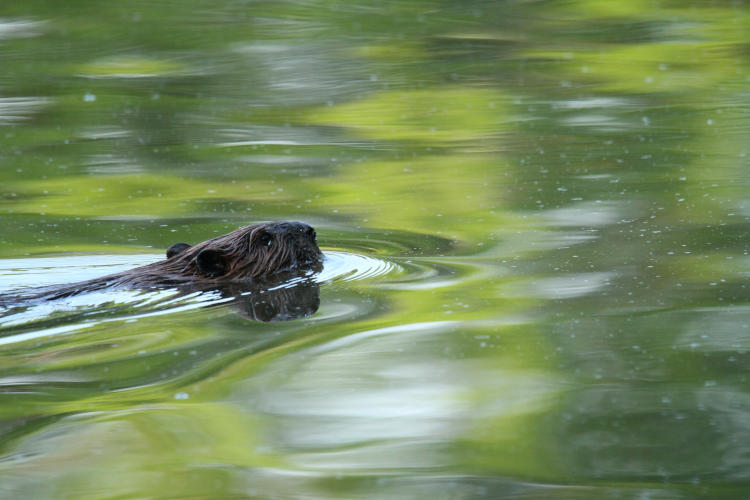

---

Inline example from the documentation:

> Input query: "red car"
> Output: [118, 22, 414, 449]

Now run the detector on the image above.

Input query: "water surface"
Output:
[2, 1, 750, 498]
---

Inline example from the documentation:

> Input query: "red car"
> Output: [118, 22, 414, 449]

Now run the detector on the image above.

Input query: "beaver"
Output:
[1, 221, 323, 305]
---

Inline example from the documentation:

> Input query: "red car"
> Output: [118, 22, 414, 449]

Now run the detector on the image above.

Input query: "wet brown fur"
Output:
[3, 221, 323, 303]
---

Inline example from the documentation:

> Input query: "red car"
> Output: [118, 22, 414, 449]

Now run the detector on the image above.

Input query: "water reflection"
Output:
[233, 320, 559, 470]
[0, 316, 563, 498]
[0, 97, 49, 125]
[0, 18, 45, 40]
[2, 0, 750, 497]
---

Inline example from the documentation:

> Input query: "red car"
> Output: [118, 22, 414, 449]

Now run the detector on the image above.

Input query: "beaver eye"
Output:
[258, 232, 273, 247]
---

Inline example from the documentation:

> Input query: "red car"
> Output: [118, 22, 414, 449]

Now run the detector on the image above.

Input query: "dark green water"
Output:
[2, 1, 750, 498]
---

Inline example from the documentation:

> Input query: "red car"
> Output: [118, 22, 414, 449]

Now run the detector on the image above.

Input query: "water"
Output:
[1, 1, 750, 498]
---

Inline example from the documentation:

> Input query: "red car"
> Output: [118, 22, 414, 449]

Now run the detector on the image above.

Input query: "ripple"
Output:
[317, 251, 400, 283]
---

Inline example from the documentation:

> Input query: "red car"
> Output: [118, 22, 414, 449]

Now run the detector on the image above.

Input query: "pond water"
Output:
[2, 1, 750, 498]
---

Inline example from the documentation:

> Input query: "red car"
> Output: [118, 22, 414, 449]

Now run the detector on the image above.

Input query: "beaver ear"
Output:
[253, 228, 273, 247]
[196, 249, 227, 277]
[166, 242, 191, 259]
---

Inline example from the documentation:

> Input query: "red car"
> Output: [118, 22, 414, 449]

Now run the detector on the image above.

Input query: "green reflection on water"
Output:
[309, 87, 509, 142]
[1, 0, 750, 498]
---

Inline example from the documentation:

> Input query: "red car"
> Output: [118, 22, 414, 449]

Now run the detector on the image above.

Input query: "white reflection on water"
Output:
[0, 254, 160, 290]
[0, 288, 226, 345]
[233, 321, 560, 471]
[554, 97, 640, 131]
[0, 18, 46, 40]
[530, 272, 616, 299]
[675, 306, 750, 352]
[543, 200, 634, 228]
[555, 97, 632, 109]
[217, 125, 359, 147]
[0, 97, 49, 125]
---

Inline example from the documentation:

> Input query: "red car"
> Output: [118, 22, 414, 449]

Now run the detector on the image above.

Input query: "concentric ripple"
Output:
[316, 250, 400, 283]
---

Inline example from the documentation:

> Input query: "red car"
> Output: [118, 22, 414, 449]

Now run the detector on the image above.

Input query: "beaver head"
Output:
[163, 221, 323, 282]
[0, 221, 324, 309]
